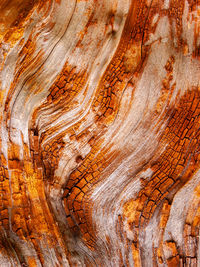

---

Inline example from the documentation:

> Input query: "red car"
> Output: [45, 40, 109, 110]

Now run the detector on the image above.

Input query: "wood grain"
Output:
[0, 0, 200, 266]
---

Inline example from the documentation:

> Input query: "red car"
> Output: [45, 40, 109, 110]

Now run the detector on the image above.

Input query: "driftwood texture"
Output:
[0, 0, 200, 266]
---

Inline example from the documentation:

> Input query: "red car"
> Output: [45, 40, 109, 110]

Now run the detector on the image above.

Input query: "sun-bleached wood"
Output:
[0, 0, 200, 266]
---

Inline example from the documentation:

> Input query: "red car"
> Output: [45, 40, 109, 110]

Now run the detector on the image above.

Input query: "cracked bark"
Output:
[0, 0, 200, 266]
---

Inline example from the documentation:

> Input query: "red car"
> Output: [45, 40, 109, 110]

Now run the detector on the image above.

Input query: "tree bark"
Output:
[0, 0, 200, 266]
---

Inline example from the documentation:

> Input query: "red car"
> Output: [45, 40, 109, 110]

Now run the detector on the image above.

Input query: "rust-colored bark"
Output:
[0, 0, 200, 266]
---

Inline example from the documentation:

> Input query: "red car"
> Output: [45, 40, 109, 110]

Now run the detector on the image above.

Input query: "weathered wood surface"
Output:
[0, 0, 200, 266]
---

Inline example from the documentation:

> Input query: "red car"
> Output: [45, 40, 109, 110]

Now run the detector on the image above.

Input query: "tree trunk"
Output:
[0, 0, 200, 266]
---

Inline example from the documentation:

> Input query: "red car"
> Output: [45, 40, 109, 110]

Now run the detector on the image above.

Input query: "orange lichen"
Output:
[122, 88, 200, 259]
[0, 0, 200, 265]
[0, 0, 40, 46]
[131, 243, 141, 267]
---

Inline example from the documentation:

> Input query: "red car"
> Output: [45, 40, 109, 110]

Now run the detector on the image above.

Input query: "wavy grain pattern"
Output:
[0, 0, 200, 266]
